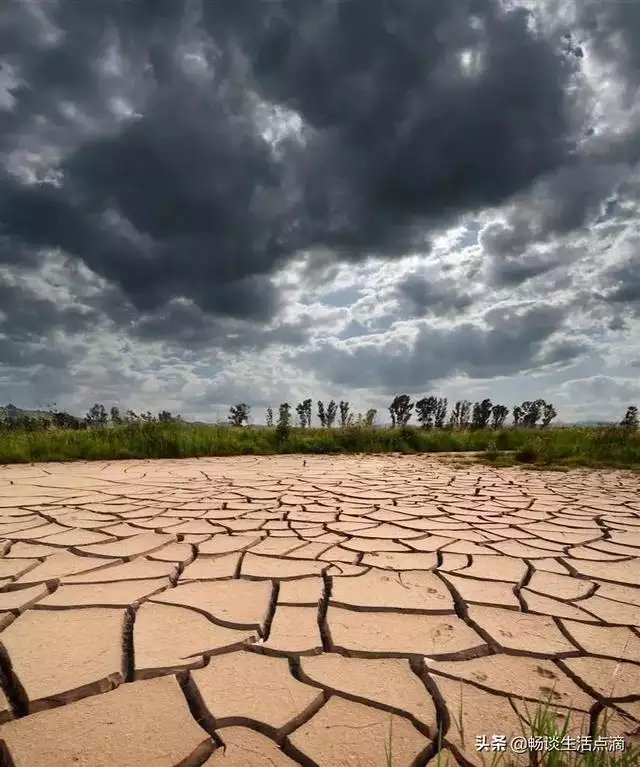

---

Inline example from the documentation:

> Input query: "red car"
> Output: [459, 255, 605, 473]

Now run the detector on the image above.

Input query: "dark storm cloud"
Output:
[577, 0, 640, 95]
[130, 300, 312, 350]
[599, 257, 640, 317]
[0, 280, 100, 341]
[479, 1, 640, 266]
[0, 0, 590, 336]
[295, 303, 580, 390]
[394, 272, 474, 316]
[481, 226, 585, 287]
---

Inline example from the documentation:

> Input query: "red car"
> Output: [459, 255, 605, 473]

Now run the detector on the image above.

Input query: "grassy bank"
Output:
[0, 421, 638, 469]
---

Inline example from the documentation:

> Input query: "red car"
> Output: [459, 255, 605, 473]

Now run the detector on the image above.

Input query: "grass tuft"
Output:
[422, 690, 640, 767]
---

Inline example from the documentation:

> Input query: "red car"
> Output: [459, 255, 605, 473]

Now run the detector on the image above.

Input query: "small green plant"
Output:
[484, 437, 500, 461]
[429, 688, 640, 767]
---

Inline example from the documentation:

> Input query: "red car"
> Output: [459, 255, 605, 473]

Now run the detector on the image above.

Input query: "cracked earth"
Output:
[0, 454, 638, 766]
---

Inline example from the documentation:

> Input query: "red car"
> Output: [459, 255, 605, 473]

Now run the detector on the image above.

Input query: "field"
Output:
[0, 421, 639, 470]
[0, 453, 638, 766]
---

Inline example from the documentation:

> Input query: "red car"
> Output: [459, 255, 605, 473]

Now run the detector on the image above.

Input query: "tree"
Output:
[621, 405, 639, 428]
[326, 400, 338, 428]
[296, 399, 313, 427]
[276, 403, 292, 440]
[540, 402, 557, 428]
[512, 405, 523, 427]
[490, 404, 509, 429]
[448, 401, 463, 428]
[459, 400, 472, 428]
[304, 399, 312, 427]
[123, 409, 139, 424]
[434, 398, 448, 428]
[140, 411, 155, 422]
[110, 406, 122, 426]
[471, 399, 492, 430]
[228, 403, 250, 427]
[339, 400, 350, 427]
[364, 408, 377, 427]
[389, 394, 414, 427]
[317, 401, 327, 427]
[158, 410, 174, 422]
[265, 407, 274, 427]
[295, 398, 313, 427]
[520, 400, 544, 428]
[415, 396, 436, 428]
[52, 410, 81, 429]
[86, 403, 108, 427]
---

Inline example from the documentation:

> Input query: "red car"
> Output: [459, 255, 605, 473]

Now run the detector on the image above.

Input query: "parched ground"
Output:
[0, 455, 638, 767]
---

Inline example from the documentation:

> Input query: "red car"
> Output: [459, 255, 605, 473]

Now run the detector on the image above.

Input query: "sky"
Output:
[0, 0, 639, 425]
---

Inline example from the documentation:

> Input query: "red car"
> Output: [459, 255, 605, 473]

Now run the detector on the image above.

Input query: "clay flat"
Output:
[0, 454, 638, 766]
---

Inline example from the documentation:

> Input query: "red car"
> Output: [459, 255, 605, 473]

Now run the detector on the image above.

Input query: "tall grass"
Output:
[0, 422, 638, 468]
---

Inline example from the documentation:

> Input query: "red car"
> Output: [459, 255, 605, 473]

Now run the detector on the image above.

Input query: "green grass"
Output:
[0, 421, 638, 469]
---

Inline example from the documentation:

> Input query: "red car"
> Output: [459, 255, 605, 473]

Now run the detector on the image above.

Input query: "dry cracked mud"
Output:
[0, 454, 638, 766]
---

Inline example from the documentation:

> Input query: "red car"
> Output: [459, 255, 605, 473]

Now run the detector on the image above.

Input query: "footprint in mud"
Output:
[432, 625, 454, 640]
[499, 629, 513, 639]
[535, 666, 557, 680]
[472, 672, 488, 682]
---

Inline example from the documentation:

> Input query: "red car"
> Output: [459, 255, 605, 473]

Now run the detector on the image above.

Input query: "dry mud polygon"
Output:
[0, 454, 638, 765]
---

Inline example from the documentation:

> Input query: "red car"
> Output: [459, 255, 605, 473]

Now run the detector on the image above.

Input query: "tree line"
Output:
[231, 398, 639, 431]
[1, 400, 638, 434]
[227, 397, 559, 430]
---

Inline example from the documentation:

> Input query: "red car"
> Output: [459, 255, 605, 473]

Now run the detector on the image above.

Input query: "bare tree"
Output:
[389, 394, 414, 427]
[228, 403, 250, 427]
[339, 400, 350, 427]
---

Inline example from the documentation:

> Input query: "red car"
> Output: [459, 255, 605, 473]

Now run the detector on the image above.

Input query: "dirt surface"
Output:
[0, 454, 638, 766]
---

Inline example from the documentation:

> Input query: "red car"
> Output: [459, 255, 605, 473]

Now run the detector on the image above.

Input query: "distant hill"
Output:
[0, 404, 53, 421]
